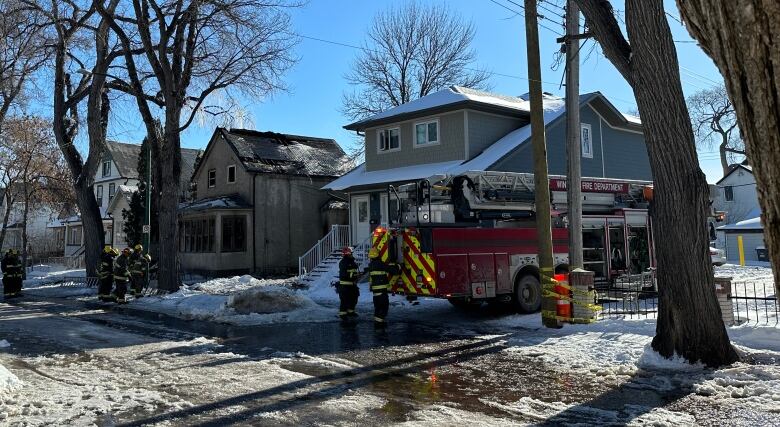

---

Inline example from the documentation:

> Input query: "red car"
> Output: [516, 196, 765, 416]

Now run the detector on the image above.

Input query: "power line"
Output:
[497, 0, 564, 36]
[680, 66, 721, 86]
[291, 31, 563, 87]
[540, 0, 566, 12]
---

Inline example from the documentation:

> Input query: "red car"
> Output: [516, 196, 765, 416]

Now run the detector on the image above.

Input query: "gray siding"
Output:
[254, 174, 334, 272]
[364, 111, 465, 172]
[194, 135, 253, 201]
[725, 231, 765, 263]
[489, 104, 652, 181]
[467, 111, 525, 159]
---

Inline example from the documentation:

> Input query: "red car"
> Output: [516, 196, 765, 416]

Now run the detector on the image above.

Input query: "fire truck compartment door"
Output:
[435, 254, 469, 296]
[468, 253, 495, 282]
[494, 253, 511, 294]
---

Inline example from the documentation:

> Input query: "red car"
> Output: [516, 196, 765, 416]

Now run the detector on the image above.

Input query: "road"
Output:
[0, 292, 776, 426]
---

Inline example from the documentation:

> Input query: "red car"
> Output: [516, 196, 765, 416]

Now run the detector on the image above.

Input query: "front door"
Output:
[352, 195, 371, 244]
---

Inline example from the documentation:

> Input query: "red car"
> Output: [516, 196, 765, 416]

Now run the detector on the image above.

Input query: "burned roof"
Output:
[218, 128, 352, 177]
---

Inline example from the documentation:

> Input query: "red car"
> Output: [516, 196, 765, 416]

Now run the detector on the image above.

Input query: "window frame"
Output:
[207, 169, 216, 188]
[102, 160, 111, 177]
[179, 217, 216, 253]
[227, 165, 236, 184]
[108, 183, 115, 201]
[414, 119, 440, 147]
[96, 184, 104, 206]
[724, 185, 734, 202]
[581, 123, 594, 159]
[376, 127, 401, 154]
[221, 215, 247, 253]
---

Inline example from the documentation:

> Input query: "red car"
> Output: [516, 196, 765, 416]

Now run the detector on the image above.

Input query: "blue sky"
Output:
[106, 0, 728, 183]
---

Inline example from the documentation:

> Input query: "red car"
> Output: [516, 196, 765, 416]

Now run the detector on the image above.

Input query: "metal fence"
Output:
[33, 276, 169, 296]
[595, 273, 779, 326]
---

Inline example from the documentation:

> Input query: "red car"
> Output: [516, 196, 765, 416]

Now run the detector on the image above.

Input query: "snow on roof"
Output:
[622, 113, 641, 124]
[118, 185, 138, 194]
[717, 216, 763, 231]
[348, 86, 533, 128]
[323, 160, 464, 191]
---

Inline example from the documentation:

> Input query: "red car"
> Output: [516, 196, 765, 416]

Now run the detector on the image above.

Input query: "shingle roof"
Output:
[218, 128, 352, 177]
[105, 141, 202, 193]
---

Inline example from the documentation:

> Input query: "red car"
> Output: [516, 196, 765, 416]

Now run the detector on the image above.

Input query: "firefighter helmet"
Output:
[104, 245, 113, 254]
[122, 247, 131, 255]
[342, 246, 352, 256]
[134, 244, 143, 252]
[368, 247, 379, 258]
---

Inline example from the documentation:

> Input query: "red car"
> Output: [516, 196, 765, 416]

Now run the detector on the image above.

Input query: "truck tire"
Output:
[513, 274, 541, 313]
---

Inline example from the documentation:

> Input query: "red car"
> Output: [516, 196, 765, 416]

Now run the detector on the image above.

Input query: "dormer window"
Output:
[377, 128, 400, 153]
[102, 160, 111, 177]
[415, 120, 439, 146]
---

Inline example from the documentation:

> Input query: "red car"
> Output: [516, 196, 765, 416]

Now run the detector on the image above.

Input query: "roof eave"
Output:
[344, 100, 530, 131]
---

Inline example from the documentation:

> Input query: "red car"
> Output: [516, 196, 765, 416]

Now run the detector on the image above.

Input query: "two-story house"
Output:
[712, 163, 759, 225]
[325, 86, 652, 244]
[179, 128, 351, 275]
[61, 141, 201, 255]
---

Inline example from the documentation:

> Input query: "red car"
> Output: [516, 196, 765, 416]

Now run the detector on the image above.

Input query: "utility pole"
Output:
[524, 0, 559, 329]
[565, 0, 583, 269]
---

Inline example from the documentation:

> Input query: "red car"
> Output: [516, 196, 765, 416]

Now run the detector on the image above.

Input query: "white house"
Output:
[712, 164, 759, 225]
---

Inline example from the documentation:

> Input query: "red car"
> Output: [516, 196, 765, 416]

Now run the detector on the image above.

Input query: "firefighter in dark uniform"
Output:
[98, 246, 118, 301]
[337, 247, 360, 320]
[112, 248, 132, 303]
[368, 247, 400, 327]
[2, 249, 22, 298]
[129, 244, 151, 298]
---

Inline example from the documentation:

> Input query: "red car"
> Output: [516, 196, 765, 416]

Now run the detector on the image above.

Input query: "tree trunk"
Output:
[575, 0, 738, 367]
[719, 141, 729, 176]
[21, 187, 29, 279]
[156, 115, 182, 291]
[677, 0, 780, 299]
[0, 192, 15, 251]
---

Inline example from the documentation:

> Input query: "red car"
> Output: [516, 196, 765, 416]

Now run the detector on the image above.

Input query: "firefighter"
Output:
[129, 244, 151, 298]
[98, 245, 118, 301]
[368, 247, 399, 327]
[112, 248, 132, 303]
[337, 246, 360, 320]
[2, 249, 22, 298]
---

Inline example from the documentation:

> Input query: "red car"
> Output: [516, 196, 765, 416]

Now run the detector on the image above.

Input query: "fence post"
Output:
[714, 276, 734, 326]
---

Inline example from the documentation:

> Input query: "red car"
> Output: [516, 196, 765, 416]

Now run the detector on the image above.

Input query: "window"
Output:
[68, 226, 83, 246]
[581, 123, 593, 158]
[377, 128, 400, 152]
[102, 161, 111, 177]
[208, 169, 216, 188]
[358, 200, 368, 223]
[227, 165, 236, 184]
[179, 218, 215, 253]
[96, 185, 104, 206]
[221, 216, 246, 252]
[725, 186, 734, 201]
[415, 120, 439, 146]
[108, 183, 116, 201]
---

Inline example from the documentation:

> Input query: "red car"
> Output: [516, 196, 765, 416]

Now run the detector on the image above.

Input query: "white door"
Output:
[380, 193, 389, 227]
[352, 195, 371, 243]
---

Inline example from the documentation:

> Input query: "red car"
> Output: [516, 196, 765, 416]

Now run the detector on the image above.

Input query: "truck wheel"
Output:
[513, 274, 541, 313]
[448, 297, 483, 310]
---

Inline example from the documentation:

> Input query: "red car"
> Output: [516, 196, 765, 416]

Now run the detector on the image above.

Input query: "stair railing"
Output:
[298, 224, 351, 277]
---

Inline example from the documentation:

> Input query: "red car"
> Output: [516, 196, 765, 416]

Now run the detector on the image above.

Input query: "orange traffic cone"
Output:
[554, 273, 572, 321]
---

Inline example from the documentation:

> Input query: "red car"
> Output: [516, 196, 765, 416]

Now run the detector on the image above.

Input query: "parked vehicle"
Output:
[372, 171, 656, 312]
[710, 247, 726, 266]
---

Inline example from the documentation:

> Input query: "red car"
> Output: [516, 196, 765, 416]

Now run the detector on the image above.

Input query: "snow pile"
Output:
[131, 275, 333, 325]
[0, 364, 21, 394]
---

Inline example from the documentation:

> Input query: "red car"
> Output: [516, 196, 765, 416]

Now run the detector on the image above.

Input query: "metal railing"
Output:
[352, 234, 372, 270]
[731, 279, 779, 325]
[598, 272, 659, 319]
[298, 225, 351, 277]
[28, 255, 85, 270]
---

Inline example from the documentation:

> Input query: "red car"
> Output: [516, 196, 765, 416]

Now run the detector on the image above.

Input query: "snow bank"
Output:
[131, 275, 333, 325]
[0, 363, 21, 394]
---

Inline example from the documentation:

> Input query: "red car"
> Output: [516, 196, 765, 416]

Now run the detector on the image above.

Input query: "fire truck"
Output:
[370, 171, 656, 312]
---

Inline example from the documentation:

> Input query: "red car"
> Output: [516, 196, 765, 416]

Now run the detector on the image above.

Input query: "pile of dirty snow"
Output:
[130, 275, 332, 325]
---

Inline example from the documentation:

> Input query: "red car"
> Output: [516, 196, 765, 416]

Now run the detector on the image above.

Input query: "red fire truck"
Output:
[371, 171, 656, 312]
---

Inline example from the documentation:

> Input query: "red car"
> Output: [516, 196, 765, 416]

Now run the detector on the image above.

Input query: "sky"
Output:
[104, 0, 730, 183]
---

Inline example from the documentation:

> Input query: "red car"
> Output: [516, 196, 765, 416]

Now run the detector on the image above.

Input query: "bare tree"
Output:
[95, 0, 297, 291]
[342, 1, 490, 124]
[0, 0, 50, 128]
[687, 85, 744, 175]
[676, 1, 780, 300]
[0, 116, 68, 272]
[573, 0, 737, 367]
